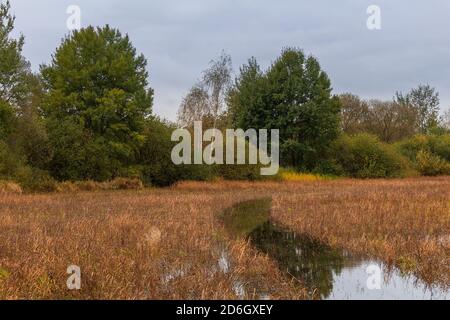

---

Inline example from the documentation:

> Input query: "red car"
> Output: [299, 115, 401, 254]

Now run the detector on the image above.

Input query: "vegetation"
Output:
[228, 49, 341, 170]
[0, 177, 448, 299]
[271, 177, 450, 287]
[0, 1, 448, 302]
[330, 133, 415, 178]
[1, 3, 449, 192]
[41, 25, 154, 181]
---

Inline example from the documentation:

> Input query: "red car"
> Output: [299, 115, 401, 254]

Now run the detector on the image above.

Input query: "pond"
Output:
[220, 198, 449, 300]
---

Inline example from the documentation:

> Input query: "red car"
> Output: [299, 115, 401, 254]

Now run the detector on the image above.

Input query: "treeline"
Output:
[0, 2, 449, 192]
[179, 51, 450, 179]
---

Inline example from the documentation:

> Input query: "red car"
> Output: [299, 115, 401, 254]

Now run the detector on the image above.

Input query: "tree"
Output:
[7, 74, 53, 169]
[395, 84, 440, 133]
[228, 57, 266, 130]
[177, 84, 210, 127]
[0, 1, 31, 137]
[340, 94, 419, 142]
[442, 109, 450, 131]
[178, 51, 232, 129]
[229, 48, 341, 170]
[339, 93, 369, 134]
[365, 100, 417, 143]
[202, 51, 232, 123]
[41, 25, 153, 181]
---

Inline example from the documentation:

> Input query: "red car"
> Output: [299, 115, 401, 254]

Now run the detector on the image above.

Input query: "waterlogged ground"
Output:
[0, 177, 449, 299]
[220, 198, 450, 300]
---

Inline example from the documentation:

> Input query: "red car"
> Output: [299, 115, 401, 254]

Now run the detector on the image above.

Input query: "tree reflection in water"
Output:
[250, 221, 349, 299]
[221, 198, 359, 299]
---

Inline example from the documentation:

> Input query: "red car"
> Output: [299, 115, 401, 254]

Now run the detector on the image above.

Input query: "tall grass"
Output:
[0, 177, 448, 299]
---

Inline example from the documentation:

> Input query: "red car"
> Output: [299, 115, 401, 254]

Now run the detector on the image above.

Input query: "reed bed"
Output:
[0, 176, 448, 299]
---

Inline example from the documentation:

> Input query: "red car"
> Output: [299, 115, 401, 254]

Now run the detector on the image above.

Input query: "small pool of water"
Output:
[221, 199, 449, 300]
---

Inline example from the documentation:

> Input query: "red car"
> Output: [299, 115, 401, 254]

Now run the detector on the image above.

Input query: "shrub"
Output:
[396, 134, 450, 176]
[331, 134, 414, 178]
[415, 150, 450, 176]
[396, 134, 450, 162]
[0, 141, 24, 179]
[15, 168, 57, 193]
[140, 118, 182, 187]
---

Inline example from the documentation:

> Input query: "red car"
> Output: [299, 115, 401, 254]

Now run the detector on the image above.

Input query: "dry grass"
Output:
[0, 189, 302, 300]
[271, 177, 450, 287]
[0, 181, 22, 195]
[0, 177, 448, 299]
[55, 178, 144, 193]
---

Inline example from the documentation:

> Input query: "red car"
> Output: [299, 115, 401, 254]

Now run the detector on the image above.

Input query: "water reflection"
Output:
[221, 199, 450, 300]
[249, 221, 348, 299]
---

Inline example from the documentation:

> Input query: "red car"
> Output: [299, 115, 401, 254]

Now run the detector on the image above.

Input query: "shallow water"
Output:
[222, 199, 450, 300]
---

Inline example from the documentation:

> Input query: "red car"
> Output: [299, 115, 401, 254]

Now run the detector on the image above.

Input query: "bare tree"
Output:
[365, 100, 417, 142]
[202, 51, 233, 121]
[339, 93, 370, 134]
[177, 84, 210, 127]
[177, 51, 232, 128]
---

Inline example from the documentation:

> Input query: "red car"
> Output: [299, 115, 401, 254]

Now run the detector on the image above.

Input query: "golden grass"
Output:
[0, 177, 448, 299]
[271, 177, 450, 286]
[55, 178, 144, 193]
[0, 189, 302, 299]
[0, 181, 22, 195]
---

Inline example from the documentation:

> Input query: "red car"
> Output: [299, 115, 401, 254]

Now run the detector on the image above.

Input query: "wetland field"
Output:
[0, 177, 449, 300]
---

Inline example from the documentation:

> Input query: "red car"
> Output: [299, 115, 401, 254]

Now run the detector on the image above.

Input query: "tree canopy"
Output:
[41, 25, 154, 181]
[229, 48, 341, 170]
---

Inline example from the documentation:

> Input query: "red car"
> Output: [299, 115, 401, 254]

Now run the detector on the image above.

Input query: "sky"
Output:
[9, 0, 450, 121]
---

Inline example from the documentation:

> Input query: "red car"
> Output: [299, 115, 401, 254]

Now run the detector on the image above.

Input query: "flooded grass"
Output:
[0, 177, 448, 299]
[221, 198, 450, 300]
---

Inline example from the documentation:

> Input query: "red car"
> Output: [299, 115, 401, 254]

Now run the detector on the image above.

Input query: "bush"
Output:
[0, 141, 24, 179]
[415, 150, 450, 176]
[396, 134, 450, 161]
[15, 168, 57, 193]
[331, 134, 415, 178]
[396, 134, 450, 176]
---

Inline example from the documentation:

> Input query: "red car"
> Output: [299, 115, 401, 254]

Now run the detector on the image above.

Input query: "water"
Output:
[221, 199, 450, 300]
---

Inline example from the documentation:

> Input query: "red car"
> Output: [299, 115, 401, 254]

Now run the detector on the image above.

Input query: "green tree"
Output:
[229, 48, 341, 170]
[8, 74, 53, 169]
[395, 84, 440, 134]
[41, 25, 154, 181]
[0, 1, 31, 137]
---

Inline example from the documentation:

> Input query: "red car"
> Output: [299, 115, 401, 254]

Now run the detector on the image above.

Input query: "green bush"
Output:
[396, 134, 450, 162]
[415, 150, 450, 176]
[0, 141, 24, 179]
[331, 134, 415, 178]
[396, 134, 450, 176]
[15, 167, 57, 193]
[140, 118, 185, 186]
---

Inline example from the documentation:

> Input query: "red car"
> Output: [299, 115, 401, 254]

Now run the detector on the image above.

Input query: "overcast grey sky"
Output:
[10, 0, 450, 120]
